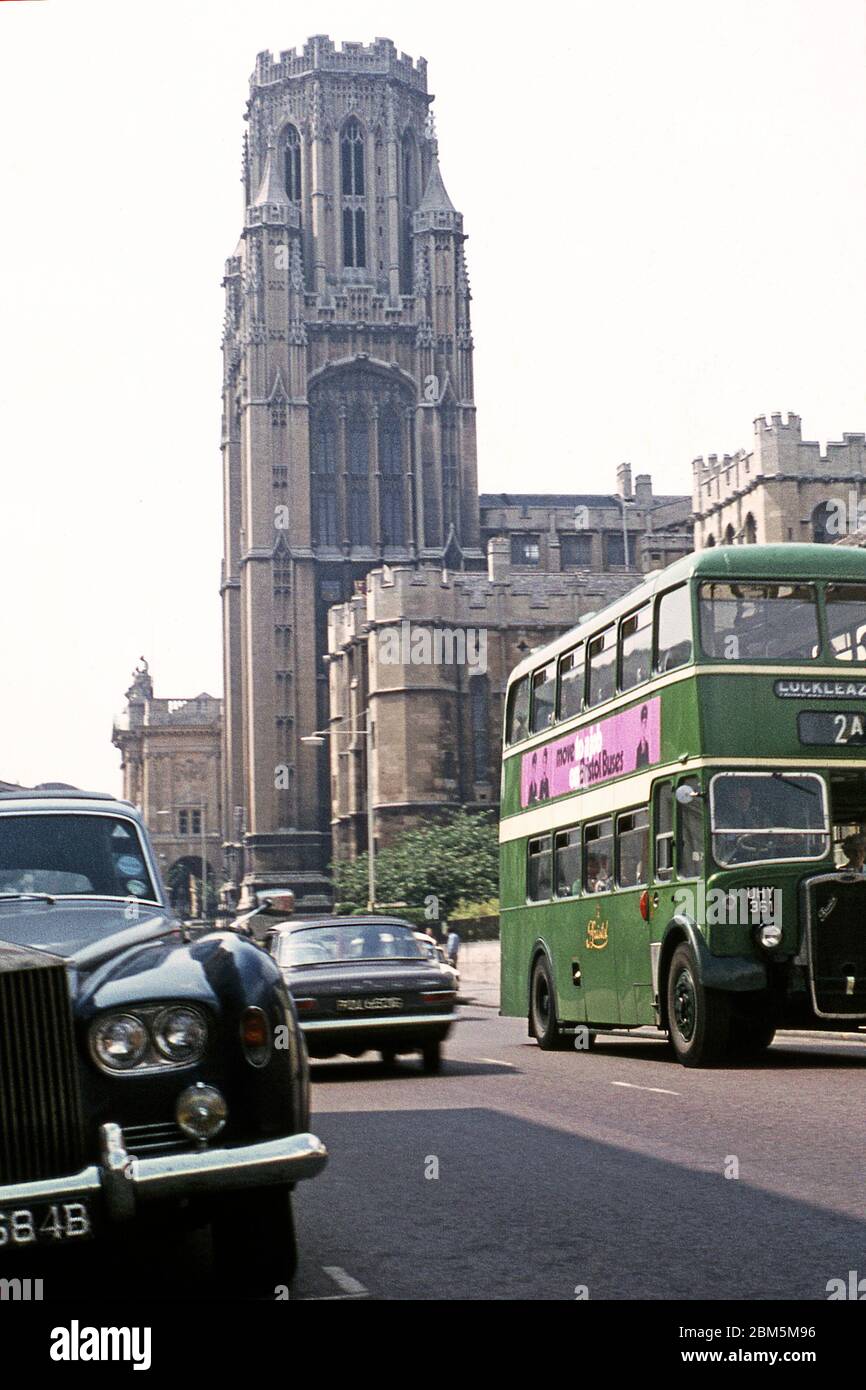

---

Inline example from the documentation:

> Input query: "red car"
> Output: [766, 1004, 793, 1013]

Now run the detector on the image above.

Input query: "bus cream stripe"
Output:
[498, 755, 866, 843]
[502, 664, 866, 762]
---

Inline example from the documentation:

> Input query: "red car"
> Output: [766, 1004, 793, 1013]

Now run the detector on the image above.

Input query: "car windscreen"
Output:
[698, 582, 820, 660]
[710, 773, 829, 867]
[279, 922, 425, 966]
[0, 814, 159, 900]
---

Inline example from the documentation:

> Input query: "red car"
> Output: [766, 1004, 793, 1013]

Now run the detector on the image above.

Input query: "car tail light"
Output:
[420, 990, 457, 1004]
[293, 998, 317, 1012]
[240, 1007, 271, 1067]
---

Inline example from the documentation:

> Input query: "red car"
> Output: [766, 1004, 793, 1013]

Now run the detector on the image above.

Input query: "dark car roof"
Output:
[275, 914, 415, 934]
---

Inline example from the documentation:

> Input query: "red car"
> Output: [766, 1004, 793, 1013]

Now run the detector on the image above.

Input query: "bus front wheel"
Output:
[530, 956, 571, 1050]
[666, 943, 731, 1067]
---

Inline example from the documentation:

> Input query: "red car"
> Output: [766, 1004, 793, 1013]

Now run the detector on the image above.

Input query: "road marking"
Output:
[323, 1266, 369, 1296]
[474, 1056, 518, 1068]
[611, 1081, 680, 1096]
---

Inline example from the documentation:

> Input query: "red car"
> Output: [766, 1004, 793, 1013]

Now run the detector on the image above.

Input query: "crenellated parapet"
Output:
[251, 36, 427, 92]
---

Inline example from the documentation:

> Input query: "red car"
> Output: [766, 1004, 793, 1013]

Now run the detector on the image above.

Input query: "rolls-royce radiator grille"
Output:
[0, 955, 86, 1183]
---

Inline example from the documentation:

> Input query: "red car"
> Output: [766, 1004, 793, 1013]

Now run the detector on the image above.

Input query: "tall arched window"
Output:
[705, 534, 716, 548]
[342, 207, 366, 268]
[341, 119, 366, 268]
[283, 124, 301, 203]
[812, 500, 838, 544]
[441, 403, 459, 532]
[400, 131, 416, 294]
[724, 524, 736, 545]
[311, 410, 339, 545]
[341, 118, 365, 194]
[469, 676, 490, 785]
[744, 512, 757, 545]
[347, 406, 370, 545]
[378, 407, 405, 546]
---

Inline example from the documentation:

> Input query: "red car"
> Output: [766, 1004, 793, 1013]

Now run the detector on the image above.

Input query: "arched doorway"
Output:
[166, 855, 214, 919]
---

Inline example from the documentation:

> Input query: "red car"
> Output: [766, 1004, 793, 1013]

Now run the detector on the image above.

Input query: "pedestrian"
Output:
[445, 925, 461, 969]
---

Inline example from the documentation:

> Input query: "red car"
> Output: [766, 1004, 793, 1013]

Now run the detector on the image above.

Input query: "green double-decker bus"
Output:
[500, 543, 866, 1066]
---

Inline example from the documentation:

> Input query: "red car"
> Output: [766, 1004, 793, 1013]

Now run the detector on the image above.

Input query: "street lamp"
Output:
[301, 709, 376, 910]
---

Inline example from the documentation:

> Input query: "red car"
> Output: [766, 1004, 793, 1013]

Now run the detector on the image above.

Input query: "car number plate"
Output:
[335, 996, 404, 1011]
[0, 1201, 93, 1248]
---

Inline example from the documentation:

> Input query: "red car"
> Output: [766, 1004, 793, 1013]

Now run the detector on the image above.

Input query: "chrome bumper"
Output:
[301, 1011, 459, 1032]
[0, 1125, 328, 1223]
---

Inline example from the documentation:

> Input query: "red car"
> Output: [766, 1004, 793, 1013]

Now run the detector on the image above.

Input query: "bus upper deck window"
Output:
[620, 604, 652, 691]
[558, 646, 584, 720]
[587, 627, 616, 707]
[825, 584, 866, 662]
[506, 676, 530, 745]
[656, 584, 693, 673]
[698, 582, 819, 661]
[530, 663, 556, 734]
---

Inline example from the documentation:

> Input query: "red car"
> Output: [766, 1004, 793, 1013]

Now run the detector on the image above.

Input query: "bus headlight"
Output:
[758, 922, 783, 950]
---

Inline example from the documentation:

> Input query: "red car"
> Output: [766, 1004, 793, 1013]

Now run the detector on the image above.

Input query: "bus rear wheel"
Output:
[666, 943, 731, 1067]
[530, 956, 571, 1050]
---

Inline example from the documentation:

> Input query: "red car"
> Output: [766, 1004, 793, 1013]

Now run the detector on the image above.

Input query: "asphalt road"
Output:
[14, 1003, 866, 1303]
[289, 1004, 866, 1302]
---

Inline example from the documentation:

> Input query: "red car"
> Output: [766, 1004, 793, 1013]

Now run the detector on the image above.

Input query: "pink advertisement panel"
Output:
[520, 697, 661, 808]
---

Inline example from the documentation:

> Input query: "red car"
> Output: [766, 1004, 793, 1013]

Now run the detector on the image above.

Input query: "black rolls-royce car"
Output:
[0, 789, 326, 1290]
[266, 915, 459, 1072]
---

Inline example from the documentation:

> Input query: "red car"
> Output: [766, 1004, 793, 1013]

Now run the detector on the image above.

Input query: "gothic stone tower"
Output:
[221, 36, 481, 905]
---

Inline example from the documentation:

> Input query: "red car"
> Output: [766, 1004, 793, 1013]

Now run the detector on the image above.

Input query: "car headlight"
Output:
[154, 1006, 208, 1064]
[91, 1014, 149, 1071]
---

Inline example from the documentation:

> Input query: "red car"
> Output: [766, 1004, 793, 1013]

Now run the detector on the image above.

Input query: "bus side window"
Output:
[584, 818, 613, 892]
[530, 663, 556, 733]
[677, 776, 705, 877]
[587, 627, 616, 707]
[620, 604, 652, 692]
[506, 676, 530, 745]
[558, 645, 584, 720]
[527, 835, 552, 902]
[654, 782, 674, 880]
[656, 584, 693, 674]
[554, 827, 581, 897]
[616, 808, 649, 888]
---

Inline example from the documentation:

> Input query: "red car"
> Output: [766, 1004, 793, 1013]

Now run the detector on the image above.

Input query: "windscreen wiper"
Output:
[0, 891, 57, 904]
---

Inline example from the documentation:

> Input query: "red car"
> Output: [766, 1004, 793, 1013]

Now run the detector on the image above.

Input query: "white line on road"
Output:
[322, 1266, 369, 1296]
[611, 1081, 680, 1096]
[474, 1056, 518, 1068]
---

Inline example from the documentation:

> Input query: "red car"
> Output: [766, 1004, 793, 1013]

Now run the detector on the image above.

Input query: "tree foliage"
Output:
[332, 811, 498, 920]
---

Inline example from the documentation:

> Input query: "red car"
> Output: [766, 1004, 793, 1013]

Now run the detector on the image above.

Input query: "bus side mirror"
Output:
[675, 784, 703, 806]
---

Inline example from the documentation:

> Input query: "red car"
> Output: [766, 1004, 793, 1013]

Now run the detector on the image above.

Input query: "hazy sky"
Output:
[1, 0, 864, 794]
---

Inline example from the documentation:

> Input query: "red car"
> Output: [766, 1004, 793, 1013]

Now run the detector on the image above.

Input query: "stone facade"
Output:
[326, 464, 693, 858]
[693, 413, 866, 549]
[112, 662, 223, 916]
[481, 463, 691, 576]
[221, 36, 482, 906]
